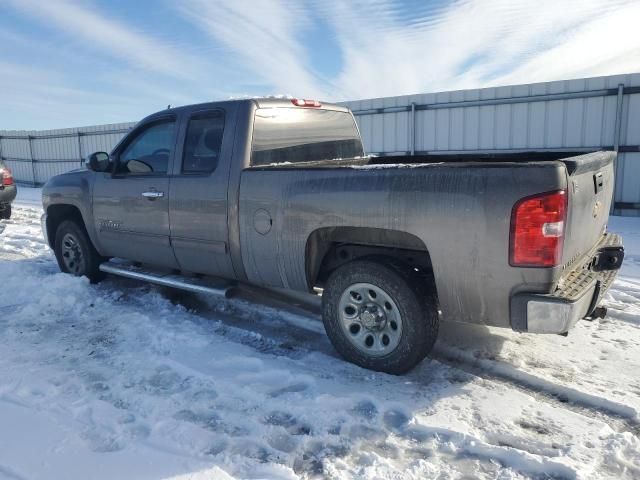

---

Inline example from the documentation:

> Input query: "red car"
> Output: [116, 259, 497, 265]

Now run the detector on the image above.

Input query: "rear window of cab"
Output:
[251, 108, 364, 166]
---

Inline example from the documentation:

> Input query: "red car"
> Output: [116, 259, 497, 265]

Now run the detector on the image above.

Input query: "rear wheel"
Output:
[54, 220, 105, 283]
[0, 204, 11, 220]
[322, 259, 439, 374]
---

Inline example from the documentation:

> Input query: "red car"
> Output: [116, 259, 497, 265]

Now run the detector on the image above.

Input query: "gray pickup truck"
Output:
[41, 98, 624, 374]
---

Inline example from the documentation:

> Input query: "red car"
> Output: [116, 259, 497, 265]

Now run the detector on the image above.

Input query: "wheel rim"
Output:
[61, 232, 85, 275]
[337, 282, 403, 357]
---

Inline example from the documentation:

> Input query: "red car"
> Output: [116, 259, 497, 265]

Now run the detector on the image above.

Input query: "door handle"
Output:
[142, 191, 164, 199]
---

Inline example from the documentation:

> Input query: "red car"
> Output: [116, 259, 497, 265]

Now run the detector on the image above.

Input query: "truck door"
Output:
[92, 116, 179, 268]
[168, 108, 236, 278]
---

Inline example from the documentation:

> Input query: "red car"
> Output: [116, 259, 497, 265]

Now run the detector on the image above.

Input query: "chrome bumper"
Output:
[511, 232, 623, 334]
[514, 282, 598, 334]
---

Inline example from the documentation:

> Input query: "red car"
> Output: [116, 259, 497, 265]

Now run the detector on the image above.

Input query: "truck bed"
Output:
[247, 149, 609, 170]
[240, 151, 616, 330]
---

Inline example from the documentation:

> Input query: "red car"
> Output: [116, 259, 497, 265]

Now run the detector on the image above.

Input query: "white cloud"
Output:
[174, 0, 639, 102]
[2, 0, 638, 129]
[3, 0, 201, 79]
[176, 0, 332, 99]
[491, 2, 640, 85]
[0, 59, 197, 129]
[312, 0, 639, 98]
[0, 0, 227, 128]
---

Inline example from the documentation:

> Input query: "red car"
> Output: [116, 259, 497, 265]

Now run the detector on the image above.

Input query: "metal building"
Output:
[1, 72, 639, 215]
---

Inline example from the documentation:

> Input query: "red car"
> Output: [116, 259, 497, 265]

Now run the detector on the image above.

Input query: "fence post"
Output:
[611, 83, 625, 215]
[77, 131, 83, 166]
[613, 83, 624, 152]
[27, 135, 36, 187]
[410, 102, 416, 155]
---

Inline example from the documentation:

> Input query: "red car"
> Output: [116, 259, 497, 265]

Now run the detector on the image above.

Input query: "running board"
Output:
[99, 260, 234, 298]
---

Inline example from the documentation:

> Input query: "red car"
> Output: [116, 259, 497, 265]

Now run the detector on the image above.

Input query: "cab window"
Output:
[182, 111, 225, 174]
[117, 120, 176, 175]
[251, 108, 364, 166]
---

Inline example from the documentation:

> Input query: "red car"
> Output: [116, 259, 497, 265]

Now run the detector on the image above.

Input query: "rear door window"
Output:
[182, 111, 225, 174]
[251, 108, 364, 166]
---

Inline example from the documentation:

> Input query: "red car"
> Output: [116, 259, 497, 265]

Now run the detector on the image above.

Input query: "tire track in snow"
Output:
[184, 282, 640, 440]
[115, 289, 597, 479]
[159, 294, 640, 479]
[433, 346, 640, 438]
[162, 284, 640, 440]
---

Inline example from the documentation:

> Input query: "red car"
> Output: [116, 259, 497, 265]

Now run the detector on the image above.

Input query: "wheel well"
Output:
[45, 204, 85, 248]
[306, 227, 433, 289]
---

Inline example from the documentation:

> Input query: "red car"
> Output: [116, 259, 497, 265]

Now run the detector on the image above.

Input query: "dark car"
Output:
[0, 161, 16, 219]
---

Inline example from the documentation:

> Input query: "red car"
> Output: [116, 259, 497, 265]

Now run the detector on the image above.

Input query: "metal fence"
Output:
[1, 73, 639, 215]
[0, 123, 134, 186]
[342, 73, 640, 216]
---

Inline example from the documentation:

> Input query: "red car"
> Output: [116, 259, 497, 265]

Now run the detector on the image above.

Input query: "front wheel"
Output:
[322, 259, 439, 375]
[53, 220, 105, 283]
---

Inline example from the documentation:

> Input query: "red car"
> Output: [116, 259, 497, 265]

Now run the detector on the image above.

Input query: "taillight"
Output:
[510, 190, 567, 267]
[291, 98, 321, 107]
[1, 167, 13, 186]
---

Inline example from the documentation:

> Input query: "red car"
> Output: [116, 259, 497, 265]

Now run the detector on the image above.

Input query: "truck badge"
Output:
[99, 219, 122, 230]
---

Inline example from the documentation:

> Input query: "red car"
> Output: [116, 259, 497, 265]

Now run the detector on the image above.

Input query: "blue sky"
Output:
[1, 0, 639, 130]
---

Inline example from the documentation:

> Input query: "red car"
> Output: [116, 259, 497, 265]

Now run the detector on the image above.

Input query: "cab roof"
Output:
[143, 97, 350, 122]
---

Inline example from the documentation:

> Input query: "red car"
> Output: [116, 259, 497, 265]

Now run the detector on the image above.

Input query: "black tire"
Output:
[0, 204, 10, 220]
[54, 219, 105, 283]
[322, 258, 439, 375]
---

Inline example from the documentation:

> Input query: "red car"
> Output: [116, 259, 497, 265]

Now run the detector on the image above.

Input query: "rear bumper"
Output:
[511, 232, 623, 334]
[0, 184, 17, 205]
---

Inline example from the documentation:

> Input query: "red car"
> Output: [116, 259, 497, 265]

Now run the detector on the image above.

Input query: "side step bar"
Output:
[99, 260, 234, 298]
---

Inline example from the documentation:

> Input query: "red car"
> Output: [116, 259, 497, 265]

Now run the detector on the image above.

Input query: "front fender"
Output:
[42, 170, 101, 252]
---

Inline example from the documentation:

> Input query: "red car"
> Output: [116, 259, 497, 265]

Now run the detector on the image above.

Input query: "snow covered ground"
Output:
[0, 188, 639, 480]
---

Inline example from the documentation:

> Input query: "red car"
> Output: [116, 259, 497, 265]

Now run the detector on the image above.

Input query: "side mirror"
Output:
[87, 152, 111, 172]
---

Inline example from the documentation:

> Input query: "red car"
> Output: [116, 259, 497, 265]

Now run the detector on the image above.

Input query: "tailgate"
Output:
[561, 151, 616, 270]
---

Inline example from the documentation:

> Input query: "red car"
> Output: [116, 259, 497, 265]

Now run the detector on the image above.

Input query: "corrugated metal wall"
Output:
[0, 123, 134, 186]
[342, 73, 640, 217]
[1, 73, 638, 215]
